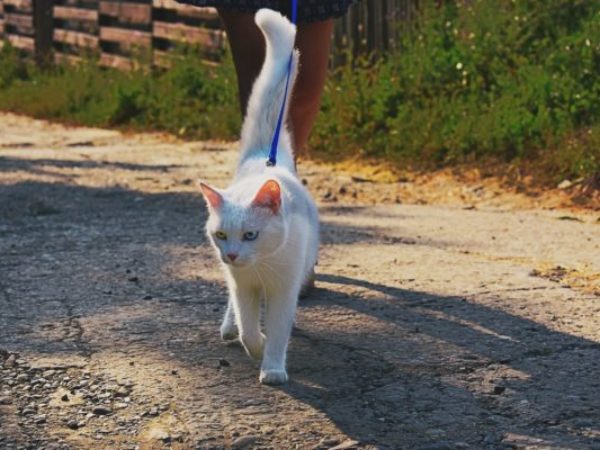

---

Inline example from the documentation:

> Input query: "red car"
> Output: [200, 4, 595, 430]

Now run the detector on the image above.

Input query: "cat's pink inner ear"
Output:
[199, 182, 223, 209]
[252, 179, 281, 214]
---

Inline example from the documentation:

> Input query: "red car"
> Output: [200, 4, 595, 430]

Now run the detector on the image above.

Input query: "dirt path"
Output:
[1, 112, 599, 450]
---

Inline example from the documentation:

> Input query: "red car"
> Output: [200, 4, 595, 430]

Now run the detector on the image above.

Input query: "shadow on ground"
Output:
[1, 161, 599, 449]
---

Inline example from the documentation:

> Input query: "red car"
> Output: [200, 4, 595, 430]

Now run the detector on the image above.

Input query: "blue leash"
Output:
[266, 0, 298, 167]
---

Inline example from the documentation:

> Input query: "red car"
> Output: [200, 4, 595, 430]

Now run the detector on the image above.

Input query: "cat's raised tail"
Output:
[238, 9, 299, 171]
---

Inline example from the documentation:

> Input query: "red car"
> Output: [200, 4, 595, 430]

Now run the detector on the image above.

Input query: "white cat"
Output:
[198, 9, 319, 385]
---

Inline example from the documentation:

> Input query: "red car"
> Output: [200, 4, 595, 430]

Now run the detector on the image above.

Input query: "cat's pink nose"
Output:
[227, 253, 238, 262]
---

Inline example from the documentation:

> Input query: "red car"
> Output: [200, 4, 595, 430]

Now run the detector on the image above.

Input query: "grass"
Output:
[0, 45, 240, 140]
[0, 0, 599, 186]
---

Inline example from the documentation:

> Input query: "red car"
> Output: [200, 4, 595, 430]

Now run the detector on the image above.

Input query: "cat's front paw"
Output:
[220, 322, 237, 341]
[259, 368, 288, 385]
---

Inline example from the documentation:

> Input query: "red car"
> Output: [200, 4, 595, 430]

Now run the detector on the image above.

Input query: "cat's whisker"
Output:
[256, 262, 287, 291]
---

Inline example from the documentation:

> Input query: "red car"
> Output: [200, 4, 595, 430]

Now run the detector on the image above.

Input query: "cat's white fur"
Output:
[199, 9, 319, 385]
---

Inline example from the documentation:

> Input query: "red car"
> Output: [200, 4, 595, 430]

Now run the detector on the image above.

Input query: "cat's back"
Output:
[231, 160, 318, 227]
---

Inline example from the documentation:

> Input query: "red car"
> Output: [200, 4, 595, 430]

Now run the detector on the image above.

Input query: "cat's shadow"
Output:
[272, 273, 600, 449]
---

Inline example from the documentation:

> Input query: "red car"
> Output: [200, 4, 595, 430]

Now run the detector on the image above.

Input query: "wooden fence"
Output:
[0, 0, 419, 68]
[0, 0, 225, 68]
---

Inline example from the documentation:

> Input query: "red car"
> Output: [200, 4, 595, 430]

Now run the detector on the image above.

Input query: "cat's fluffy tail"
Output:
[238, 9, 299, 170]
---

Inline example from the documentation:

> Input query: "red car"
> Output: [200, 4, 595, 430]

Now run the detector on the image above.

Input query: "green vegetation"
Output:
[314, 0, 600, 182]
[0, 45, 240, 139]
[0, 0, 599, 183]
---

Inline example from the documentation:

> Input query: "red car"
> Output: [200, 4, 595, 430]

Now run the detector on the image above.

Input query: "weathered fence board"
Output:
[0, 1, 5, 39]
[99, 1, 151, 26]
[3, 0, 32, 11]
[54, 28, 98, 48]
[100, 27, 152, 48]
[153, 21, 222, 48]
[153, 0, 217, 22]
[54, 5, 97, 22]
[99, 52, 137, 70]
[7, 33, 32, 50]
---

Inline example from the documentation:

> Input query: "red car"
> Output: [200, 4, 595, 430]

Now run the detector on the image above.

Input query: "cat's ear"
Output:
[252, 179, 281, 214]
[198, 181, 223, 210]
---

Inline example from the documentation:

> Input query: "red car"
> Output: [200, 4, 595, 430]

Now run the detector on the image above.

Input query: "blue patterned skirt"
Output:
[175, 0, 356, 23]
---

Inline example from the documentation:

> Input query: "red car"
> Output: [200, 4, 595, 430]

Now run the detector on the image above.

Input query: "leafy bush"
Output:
[312, 0, 600, 181]
[0, 43, 29, 88]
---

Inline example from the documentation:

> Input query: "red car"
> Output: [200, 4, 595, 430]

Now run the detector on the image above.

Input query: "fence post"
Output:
[33, 0, 53, 66]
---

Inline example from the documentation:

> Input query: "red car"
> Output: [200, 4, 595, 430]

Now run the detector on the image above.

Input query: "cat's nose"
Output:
[227, 253, 238, 262]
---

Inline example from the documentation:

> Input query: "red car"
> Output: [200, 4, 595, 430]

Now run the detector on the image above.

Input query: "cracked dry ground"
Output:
[0, 112, 599, 450]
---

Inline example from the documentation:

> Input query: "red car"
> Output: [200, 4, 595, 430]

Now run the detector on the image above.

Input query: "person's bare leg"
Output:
[218, 10, 264, 117]
[292, 20, 334, 155]
[219, 10, 334, 155]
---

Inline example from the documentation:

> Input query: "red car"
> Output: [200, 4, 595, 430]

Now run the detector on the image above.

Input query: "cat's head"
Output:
[199, 179, 286, 268]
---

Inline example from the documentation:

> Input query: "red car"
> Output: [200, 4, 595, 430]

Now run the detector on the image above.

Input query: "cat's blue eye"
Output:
[243, 231, 259, 241]
[215, 231, 227, 240]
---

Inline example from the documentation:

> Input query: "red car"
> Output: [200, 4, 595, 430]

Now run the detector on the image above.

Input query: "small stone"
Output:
[4, 354, 16, 368]
[34, 414, 47, 424]
[557, 179, 573, 189]
[143, 295, 153, 300]
[128, 276, 139, 282]
[147, 407, 159, 417]
[67, 420, 79, 430]
[147, 428, 170, 442]
[571, 418, 595, 428]
[482, 433, 499, 444]
[92, 406, 112, 416]
[492, 386, 506, 395]
[115, 386, 129, 397]
[16, 373, 29, 382]
[328, 440, 360, 450]
[218, 359, 230, 367]
[319, 438, 339, 447]
[61, 394, 69, 402]
[232, 435, 258, 449]
[42, 370, 56, 378]
[0, 396, 11, 405]
[417, 442, 456, 450]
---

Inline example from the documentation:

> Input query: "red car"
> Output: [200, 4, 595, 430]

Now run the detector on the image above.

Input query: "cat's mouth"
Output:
[223, 258, 246, 267]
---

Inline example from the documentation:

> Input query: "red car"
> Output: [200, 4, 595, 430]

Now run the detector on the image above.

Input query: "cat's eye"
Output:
[215, 231, 227, 240]
[242, 231, 259, 241]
